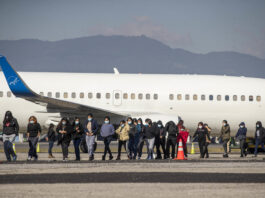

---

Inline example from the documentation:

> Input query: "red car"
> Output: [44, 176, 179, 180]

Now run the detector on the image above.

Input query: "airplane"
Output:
[0, 55, 264, 136]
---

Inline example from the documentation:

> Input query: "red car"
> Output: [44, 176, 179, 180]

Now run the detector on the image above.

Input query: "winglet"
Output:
[0, 56, 35, 97]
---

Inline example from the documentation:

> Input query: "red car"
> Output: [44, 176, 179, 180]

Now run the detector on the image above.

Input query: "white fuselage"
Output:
[0, 72, 264, 136]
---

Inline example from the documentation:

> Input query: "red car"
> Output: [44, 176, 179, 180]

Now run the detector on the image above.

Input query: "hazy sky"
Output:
[0, 0, 265, 59]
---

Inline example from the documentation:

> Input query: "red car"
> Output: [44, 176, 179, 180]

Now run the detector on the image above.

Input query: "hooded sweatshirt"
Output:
[255, 121, 265, 140]
[235, 122, 247, 140]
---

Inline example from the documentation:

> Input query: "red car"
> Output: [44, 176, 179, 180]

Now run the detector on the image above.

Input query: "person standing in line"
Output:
[57, 117, 72, 161]
[72, 117, 84, 161]
[254, 121, 265, 157]
[27, 116, 41, 161]
[84, 113, 99, 161]
[154, 120, 166, 159]
[132, 118, 140, 159]
[164, 121, 178, 159]
[2, 111, 19, 162]
[218, 120, 231, 158]
[46, 123, 56, 159]
[193, 122, 210, 158]
[136, 118, 145, 160]
[100, 116, 115, 161]
[127, 117, 137, 160]
[115, 120, 130, 160]
[235, 122, 247, 157]
[204, 123, 212, 158]
[143, 119, 156, 160]
[177, 126, 189, 158]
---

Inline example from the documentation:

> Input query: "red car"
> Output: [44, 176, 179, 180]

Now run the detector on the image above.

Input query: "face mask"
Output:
[121, 124, 124, 127]
[30, 120, 34, 124]
[128, 121, 132, 125]
[223, 123, 226, 126]
[240, 125, 244, 128]
[105, 120, 109, 124]
[62, 121, 66, 125]
[138, 123, 141, 125]
[199, 126, 202, 129]
[157, 124, 162, 128]
[88, 118, 92, 121]
[257, 125, 260, 128]
[75, 121, 79, 125]
[145, 124, 149, 127]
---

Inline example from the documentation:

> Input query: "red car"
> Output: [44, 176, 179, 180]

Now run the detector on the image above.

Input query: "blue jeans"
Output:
[254, 138, 265, 155]
[73, 138, 81, 160]
[28, 137, 38, 158]
[128, 137, 135, 157]
[86, 135, 95, 157]
[48, 141, 54, 155]
[3, 134, 16, 161]
[133, 133, 140, 158]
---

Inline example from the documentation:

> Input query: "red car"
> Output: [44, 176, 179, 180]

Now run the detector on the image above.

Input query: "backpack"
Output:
[166, 121, 178, 137]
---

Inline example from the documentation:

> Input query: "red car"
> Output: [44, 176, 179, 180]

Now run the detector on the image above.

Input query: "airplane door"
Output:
[113, 90, 122, 106]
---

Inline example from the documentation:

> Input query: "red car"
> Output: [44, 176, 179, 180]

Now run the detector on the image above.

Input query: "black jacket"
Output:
[72, 124, 85, 140]
[193, 128, 210, 143]
[255, 127, 265, 140]
[3, 118, 19, 135]
[56, 124, 73, 145]
[47, 128, 56, 142]
[128, 124, 137, 138]
[27, 123, 41, 137]
[143, 125, 156, 139]
[164, 121, 178, 138]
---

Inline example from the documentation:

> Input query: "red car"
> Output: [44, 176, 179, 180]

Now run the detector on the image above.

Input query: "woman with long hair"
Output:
[27, 116, 41, 161]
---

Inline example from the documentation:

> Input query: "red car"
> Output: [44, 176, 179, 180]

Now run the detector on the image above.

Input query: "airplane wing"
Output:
[0, 55, 127, 118]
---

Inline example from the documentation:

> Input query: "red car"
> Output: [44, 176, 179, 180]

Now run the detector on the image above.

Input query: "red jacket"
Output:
[177, 130, 189, 148]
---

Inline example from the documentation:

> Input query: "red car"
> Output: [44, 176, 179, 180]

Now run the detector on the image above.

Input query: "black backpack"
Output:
[166, 121, 178, 137]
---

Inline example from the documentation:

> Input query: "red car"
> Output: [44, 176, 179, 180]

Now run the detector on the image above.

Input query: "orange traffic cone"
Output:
[174, 139, 187, 160]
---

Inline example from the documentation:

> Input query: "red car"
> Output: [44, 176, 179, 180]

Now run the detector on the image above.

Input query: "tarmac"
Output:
[1, 143, 265, 198]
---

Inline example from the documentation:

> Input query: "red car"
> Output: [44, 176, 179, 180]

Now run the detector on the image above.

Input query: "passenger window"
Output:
[0, 91, 3, 97]
[72, 92, 76, 98]
[146, 94, 150, 100]
[249, 95, 253, 102]
[257, 96, 261, 102]
[185, 94, 190, 100]
[39, 92, 44, 96]
[96, 93, 101, 99]
[80, 92, 84, 99]
[7, 91, 12, 97]
[241, 95, 245, 101]
[201, 95, 205, 101]
[217, 95, 221, 101]
[154, 94, 158, 100]
[233, 95, 237, 101]
[47, 92, 52, 97]
[106, 93, 110, 99]
[123, 93, 128, 99]
[115, 93, 120, 99]
[177, 94, 182, 100]
[63, 92, 68, 98]
[193, 94, 197, 101]
[131, 93, 135, 100]
[138, 93, 143, 100]
[209, 95, 213, 101]
[55, 92, 60, 98]
[88, 92, 93, 99]
[169, 94, 174, 100]
[225, 95, 229, 101]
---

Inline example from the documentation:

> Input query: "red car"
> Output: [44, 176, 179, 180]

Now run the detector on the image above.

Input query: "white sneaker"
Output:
[27, 156, 32, 161]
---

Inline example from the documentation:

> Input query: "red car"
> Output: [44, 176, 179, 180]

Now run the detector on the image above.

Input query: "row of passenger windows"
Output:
[0, 91, 261, 102]
[169, 94, 261, 102]
[39, 92, 159, 100]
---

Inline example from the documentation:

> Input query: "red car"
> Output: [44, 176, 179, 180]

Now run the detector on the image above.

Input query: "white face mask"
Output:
[105, 120, 109, 124]
[223, 123, 226, 126]
[240, 125, 244, 128]
[128, 121, 132, 125]
[75, 121, 79, 125]
[121, 124, 124, 127]
[62, 121, 66, 125]
[157, 124, 162, 128]
[30, 120, 34, 124]
[257, 125, 260, 128]
[198, 126, 202, 129]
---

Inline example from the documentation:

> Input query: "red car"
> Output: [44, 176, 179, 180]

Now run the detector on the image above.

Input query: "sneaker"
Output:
[33, 157, 38, 161]
[137, 157, 141, 160]
[89, 156, 94, 161]
[116, 157, 121, 160]
[109, 155, 113, 161]
[48, 154, 53, 159]
[102, 155, 106, 161]
[27, 156, 32, 161]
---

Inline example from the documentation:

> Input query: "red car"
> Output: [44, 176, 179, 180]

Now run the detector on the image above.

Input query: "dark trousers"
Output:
[117, 140, 127, 157]
[4, 141, 16, 161]
[61, 141, 69, 159]
[198, 141, 206, 158]
[155, 137, 166, 158]
[205, 142, 209, 158]
[133, 134, 140, 158]
[28, 137, 38, 158]
[128, 137, 135, 157]
[223, 139, 229, 154]
[239, 139, 246, 156]
[254, 138, 265, 155]
[165, 137, 177, 159]
[137, 136, 146, 158]
[48, 141, 54, 155]
[103, 136, 113, 157]
[73, 138, 81, 160]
